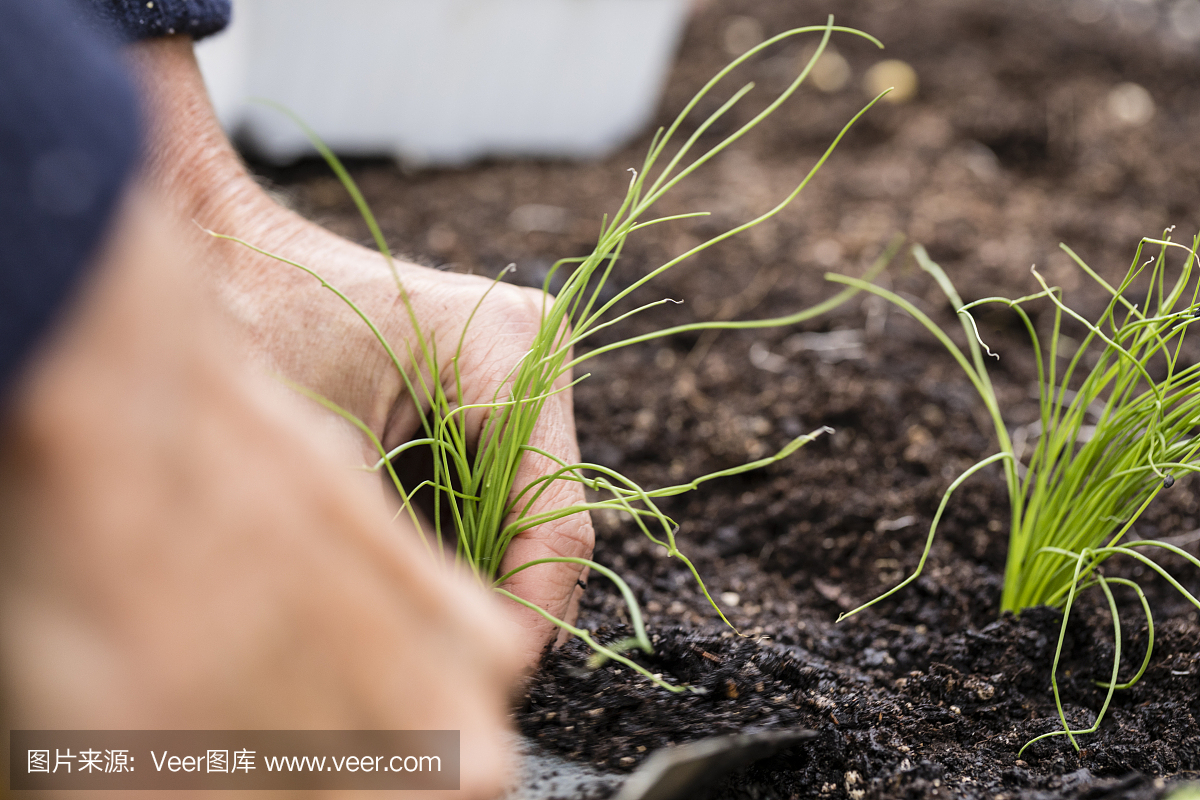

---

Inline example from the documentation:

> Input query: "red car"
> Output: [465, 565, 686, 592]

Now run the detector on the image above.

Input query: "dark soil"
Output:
[254, 0, 1200, 797]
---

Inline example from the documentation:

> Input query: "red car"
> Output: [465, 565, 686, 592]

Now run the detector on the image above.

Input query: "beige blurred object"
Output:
[1107, 82, 1155, 125]
[722, 14, 765, 56]
[810, 47, 851, 93]
[863, 59, 919, 103]
[0, 185, 523, 799]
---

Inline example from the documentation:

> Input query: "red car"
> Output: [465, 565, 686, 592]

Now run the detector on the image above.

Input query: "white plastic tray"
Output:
[196, 0, 690, 166]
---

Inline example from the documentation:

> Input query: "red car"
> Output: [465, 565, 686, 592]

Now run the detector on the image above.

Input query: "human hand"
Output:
[126, 37, 595, 667]
[0, 186, 523, 799]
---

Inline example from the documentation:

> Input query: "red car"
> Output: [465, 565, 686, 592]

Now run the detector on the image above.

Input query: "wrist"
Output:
[125, 36, 253, 226]
[119, 34, 434, 451]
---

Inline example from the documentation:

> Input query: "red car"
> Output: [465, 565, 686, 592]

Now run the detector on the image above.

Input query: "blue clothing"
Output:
[0, 0, 230, 391]
[81, 0, 231, 42]
[0, 0, 142, 391]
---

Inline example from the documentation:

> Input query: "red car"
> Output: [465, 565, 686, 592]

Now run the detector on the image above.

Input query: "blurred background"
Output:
[196, 0, 692, 165]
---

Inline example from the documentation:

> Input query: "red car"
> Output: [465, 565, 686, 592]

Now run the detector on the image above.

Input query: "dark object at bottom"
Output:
[614, 730, 817, 800]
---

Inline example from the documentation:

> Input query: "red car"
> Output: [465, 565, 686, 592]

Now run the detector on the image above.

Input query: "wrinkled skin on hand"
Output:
[128, 37, 595, 667]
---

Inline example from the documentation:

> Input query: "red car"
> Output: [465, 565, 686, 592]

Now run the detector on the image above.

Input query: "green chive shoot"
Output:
[212, 18, 892, 692]
[830, 232, 1200, 751]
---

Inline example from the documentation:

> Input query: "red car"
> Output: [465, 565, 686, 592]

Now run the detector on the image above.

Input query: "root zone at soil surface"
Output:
[257, 0, 1200, 797]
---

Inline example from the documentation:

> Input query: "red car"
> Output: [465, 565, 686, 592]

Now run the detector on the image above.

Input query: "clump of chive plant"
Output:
[213, 19, 895, 692]
[830, 233, 1200, 751]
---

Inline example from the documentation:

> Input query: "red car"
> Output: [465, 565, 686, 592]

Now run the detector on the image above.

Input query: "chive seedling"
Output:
[213, 18, 894, 691]
[831, 233, 1200, 751]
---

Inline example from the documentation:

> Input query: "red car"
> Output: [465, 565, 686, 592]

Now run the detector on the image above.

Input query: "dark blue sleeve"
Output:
[0, 0, 142, 391]
[77, 0, 231, 42]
